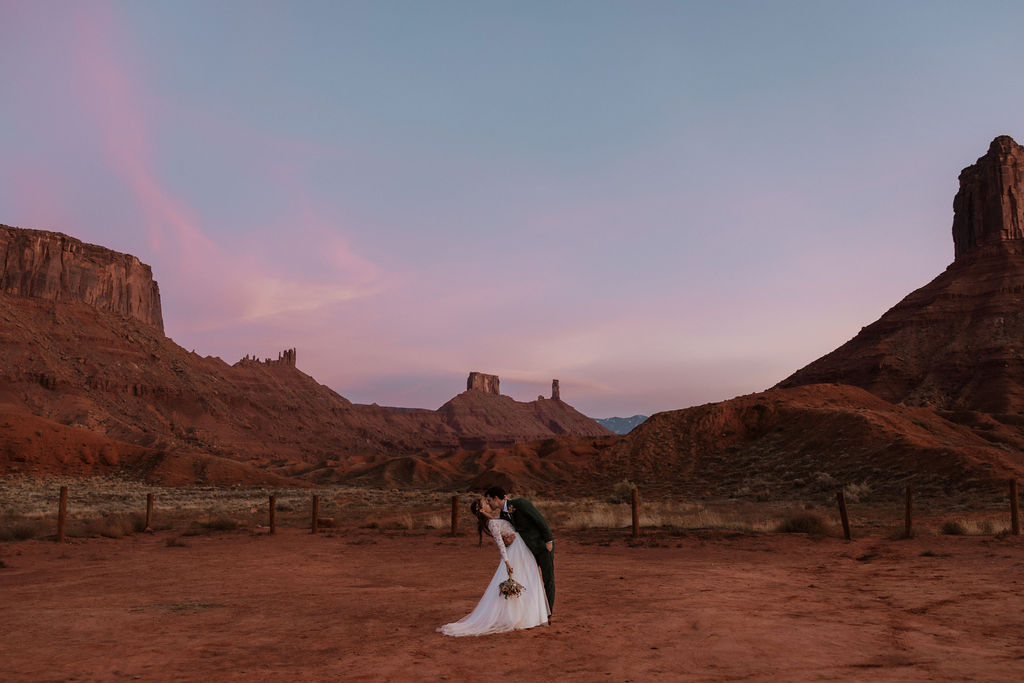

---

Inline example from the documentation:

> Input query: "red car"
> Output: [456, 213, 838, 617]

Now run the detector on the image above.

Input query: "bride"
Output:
[438, 497, 550, 636]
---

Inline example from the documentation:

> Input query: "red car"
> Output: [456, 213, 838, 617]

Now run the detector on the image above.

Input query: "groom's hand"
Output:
[545, 541, 553, 552]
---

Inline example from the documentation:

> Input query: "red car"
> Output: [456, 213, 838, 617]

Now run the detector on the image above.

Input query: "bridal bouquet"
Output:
[498, 576, 524, 599]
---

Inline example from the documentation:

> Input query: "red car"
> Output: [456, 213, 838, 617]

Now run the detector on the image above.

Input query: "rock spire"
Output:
[952, 135, 1024, 259]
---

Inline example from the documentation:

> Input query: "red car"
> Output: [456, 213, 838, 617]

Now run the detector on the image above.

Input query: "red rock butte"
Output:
[0, 225, 612, 490]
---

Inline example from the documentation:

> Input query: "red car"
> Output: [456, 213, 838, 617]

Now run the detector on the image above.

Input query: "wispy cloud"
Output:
[65, 3, 389, 333]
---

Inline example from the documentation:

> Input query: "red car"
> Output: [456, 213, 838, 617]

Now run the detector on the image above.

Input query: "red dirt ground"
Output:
[3, 527, 1024, 681]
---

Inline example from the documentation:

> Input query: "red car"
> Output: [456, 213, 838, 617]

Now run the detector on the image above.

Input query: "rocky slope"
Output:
[596, 384, 1022, 500]
[778, 136, 1024, 419]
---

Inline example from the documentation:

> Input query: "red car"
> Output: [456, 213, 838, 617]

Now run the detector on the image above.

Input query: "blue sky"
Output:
[3, 1, 1023, 417]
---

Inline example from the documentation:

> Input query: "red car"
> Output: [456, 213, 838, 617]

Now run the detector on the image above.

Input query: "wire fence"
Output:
[1, 478, 1021, 543]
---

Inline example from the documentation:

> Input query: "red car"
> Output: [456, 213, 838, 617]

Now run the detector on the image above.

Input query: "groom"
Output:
[485, 486, 555, 616]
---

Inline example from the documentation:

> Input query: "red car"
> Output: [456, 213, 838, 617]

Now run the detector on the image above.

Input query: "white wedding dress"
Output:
[439, 518, 550, 636]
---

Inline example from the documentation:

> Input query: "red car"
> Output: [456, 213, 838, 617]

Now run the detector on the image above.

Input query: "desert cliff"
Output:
[0, 225, 163, 332]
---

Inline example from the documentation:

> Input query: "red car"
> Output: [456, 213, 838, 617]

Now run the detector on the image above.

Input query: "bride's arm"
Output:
[487, 519, 513, 574]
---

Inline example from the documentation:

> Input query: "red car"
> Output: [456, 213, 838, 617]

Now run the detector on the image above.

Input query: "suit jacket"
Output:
[506, 497, 552, 555]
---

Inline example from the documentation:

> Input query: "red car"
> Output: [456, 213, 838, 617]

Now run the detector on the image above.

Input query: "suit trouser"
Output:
[530, 546, 555, 614]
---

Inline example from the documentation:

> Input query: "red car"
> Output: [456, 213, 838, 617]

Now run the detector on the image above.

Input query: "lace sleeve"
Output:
[487, 519, 510, 566]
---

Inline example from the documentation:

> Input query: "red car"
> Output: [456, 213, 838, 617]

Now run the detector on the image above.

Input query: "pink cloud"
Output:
[70, 3, 210, 259]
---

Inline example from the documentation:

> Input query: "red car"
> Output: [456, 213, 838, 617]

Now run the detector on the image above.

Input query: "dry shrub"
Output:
[0, 520, 43, 541]
[202, 516, 241, 531]
[939, 519, 1001, 535]
[563, 508, 630, 530]
[813, 472, 838, 488]
[776, 512, 830, 535]
[130, 513, 150, 533]
[181, 516, 241, 535]
[72, 515, 135, 539]
[940, 520, 968, 535]
[606, 479, 637, 504]
[420, 512, 448, 530]
[558, 502, 762, 532]
[843, 481, 872, 503]
[643, 506, 758, 531]
[380, 514, 414, 531]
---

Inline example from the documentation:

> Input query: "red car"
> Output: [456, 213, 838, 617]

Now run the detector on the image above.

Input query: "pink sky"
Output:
[3, 1, 1020, 416]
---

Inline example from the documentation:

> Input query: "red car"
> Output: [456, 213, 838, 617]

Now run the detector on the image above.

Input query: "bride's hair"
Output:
[470, 499, 489, 545]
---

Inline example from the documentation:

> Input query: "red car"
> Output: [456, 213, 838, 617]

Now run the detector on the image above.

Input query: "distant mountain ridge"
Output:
[595, 415, 648, 434]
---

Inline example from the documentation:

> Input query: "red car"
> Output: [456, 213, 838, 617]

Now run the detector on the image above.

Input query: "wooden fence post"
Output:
[269, 495, 277, 535]
[57, 486, 68, 543]
[145, 493, 154, 532]
[1011, 480, 1020, 536]
[311, 495, 319, 534]
[904, 486, 913, 538]
[631, 487, 640, 538]
[836, 490, 851, 540]
[450, 495, 458, 536]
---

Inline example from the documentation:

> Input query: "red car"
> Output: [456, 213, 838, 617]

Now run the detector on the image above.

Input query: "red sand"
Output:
[3, 528, 1024, 681]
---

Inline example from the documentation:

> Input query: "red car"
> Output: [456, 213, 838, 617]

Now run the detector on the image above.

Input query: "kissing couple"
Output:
[438, 487, 554, 636]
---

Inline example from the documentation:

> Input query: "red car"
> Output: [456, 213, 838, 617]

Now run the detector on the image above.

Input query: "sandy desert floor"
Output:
[3, 525, 1024, 681]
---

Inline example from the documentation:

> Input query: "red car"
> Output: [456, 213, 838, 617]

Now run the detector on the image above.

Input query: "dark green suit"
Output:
[505, 497, 554, 614]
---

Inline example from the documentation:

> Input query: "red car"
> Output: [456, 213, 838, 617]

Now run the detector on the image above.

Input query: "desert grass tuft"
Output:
[380, 514, 415, 531]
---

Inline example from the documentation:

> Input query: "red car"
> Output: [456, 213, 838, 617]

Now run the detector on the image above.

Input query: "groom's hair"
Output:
[484, 486, 506, 500]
